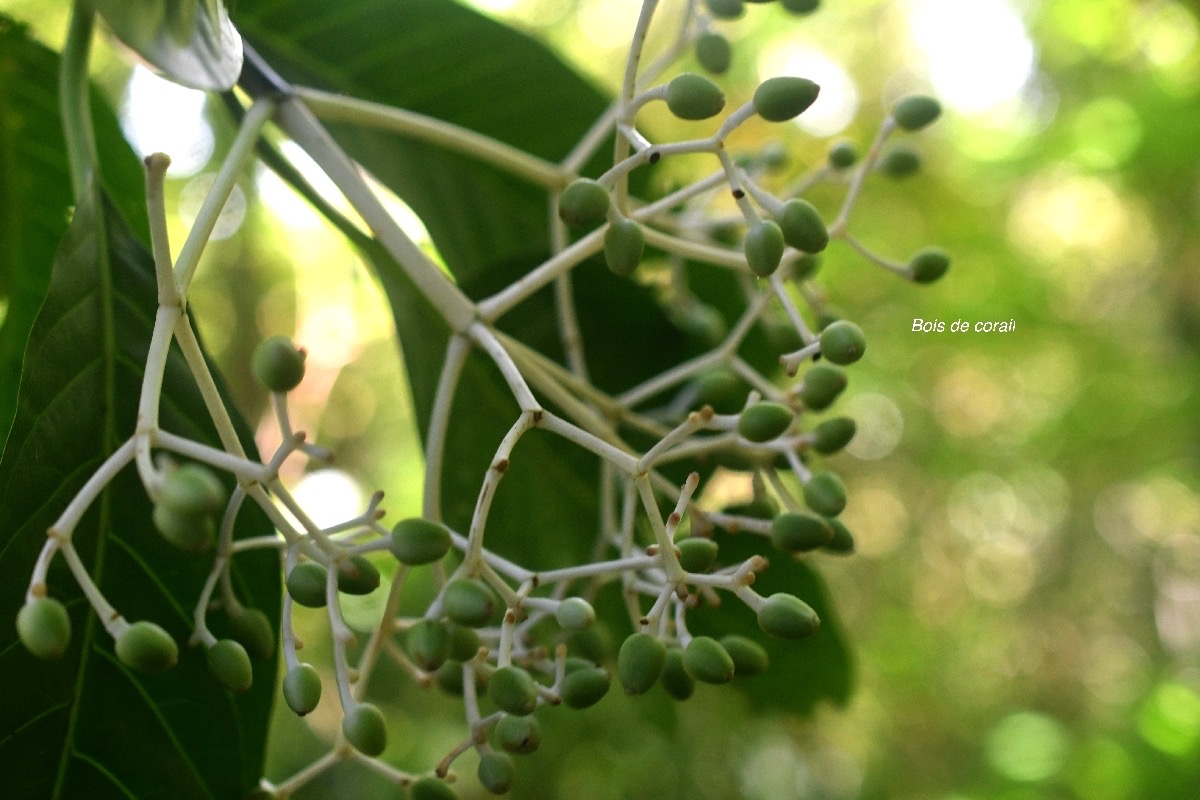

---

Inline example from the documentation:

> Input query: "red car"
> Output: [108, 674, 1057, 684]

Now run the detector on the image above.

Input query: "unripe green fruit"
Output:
[406, 619, 451, 671]
[159, 463, 225, 517]
[695, 32, 732, 75]
[676, 537, 719, 573]
[705, 0, 744, 20]
[435, 660, 467, 694]
[721, 496, 778, 521]
[447, 624, 482, 661]
[618, 632, 667, 695]
[744, 219, 786, 277]
[720, 634, 770, 677]
[564, 656, 596, 674]
[283, 663, 322, 716]
[757, 593, 820, 639]
[443, 579, 500, 628]
[879, 146, 921, 178]
[777, 199, 829, 254]
[811, 417, 857, 454]
[660, 647, 695, 701]
[389, 517, 452, 565]
[228, 607, 275, 661]
[798, 364, 847, 410]
[893, 94, 941, 131]
[828, 140, 858, 169]
[17, 597, 71, 659]
[804, 471, 847, 517]
[754, 77, 820, 122]
[673, 302, 726, 345]
[604, 218, 644, 276]
[336, 555, 380, 595]
[666, 73, 726, 120]
[793, 253, 821, 280]
[478, 751, 516, 795]
[207, 639, 253, 693]
[770, 512, 833, 553]
[495, 714, 542, 754]
[738, 401, 794, 443]
[411, 778, 459, 800]
[286, 562, 328, 608]
[910, 247, 950, 283]
[555, 597, 596, 631]
[116, 621, 178, 674]
[824, 518, 856, 555]
[683, 636, 735, 684]
[819, 320, 866, 365]
[558, 179, 610, 227]
[252, 335, 306, 393]
[568, 624, 614, 664]
[562, 667, 611, 709]
[783, 0, 820, 12]
[489, 666, 540, 716]
[691, 367, 746, 414]
[151, 504, 216, 553]
[342, 703, 388, 756]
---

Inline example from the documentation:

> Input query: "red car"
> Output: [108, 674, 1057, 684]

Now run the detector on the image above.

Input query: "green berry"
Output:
[673, 302, 726, 344]
[286, 562, 328, 608]
[704, 0, 744, 20]
[811, 417, 856, 454]
[819, 320, 866, 365]
[798, 364, 847, 410]
[443, 579, 500, 628]
[252, 335, 306, 393]
[660, 647, 695, 701]
[604, 218, 644, 276]
[406, 619, 451, 671]
[618, 632, 667, 695]
[336, 555, 380, 596]
[283, 663, 322, 716]
[555, 597, 596, 631]
[744, 219, 785, 277]
[770, 512, 833, 553]
[828, 140, 858, 169]
[691, 367, 747, 414]
[910, 247, 950, 283]
[793, 253, 821, 280]
[754, 77, 820, 122]
[494, 714, 541, 754]
[558, 179, 610, 227]
[342, 703, 388, 756]
[721, 496, 778, 521]
[695, 32, 732, 75]
[823, 518, 856, 555]
[782, 0, 821, 13]
[666, 73, 726, 120]
[389, 517, 452, 565]
[207, 639, 253, 693]
[804, 471, 847, 517]
[568, 624, 614, 664]
[738, 401, 794, 443]
[777, 199, 829, 253]
[16, 597, 71, 659]
[116, 621, 178, 674]
[879, 146, 921, 178]
[228, 607, 275, 661]
[435, 660, 466, 694]
[683, 636, 735, 684]
[151, 503, 216, 553]
[478, 751, 515, 795]
[447, 624, 482, 661]
[719, 635, 770, 677]
[412, 778, 459, 800]
[562, 667, 611, 709]
[489, 666, 540, 716]
[893, 94, 941, 131]
[758, 593, 820, 639]
[158, 463, 225, 517]
[676, 537, 719, 573]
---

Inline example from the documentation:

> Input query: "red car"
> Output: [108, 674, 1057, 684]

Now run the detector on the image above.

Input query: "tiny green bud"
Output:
[283, 663, 322, 716]
[798, 364, 847, 410]
[158, 463, 225, 517]
[336, 555, 380, 596]
[252, 335, 306, 393]
[478, 751, 516, 795]
[910, 247, 951, 283]
[804, 471, 847, 517]
[411, 777, 459, 800]
[743, 219, 786, 277]
[389, 517, 452, 565]
[666, 72, 726, 120]
[16, 597, 71, 659]
[406, 619, 451, 671]
[555, 597, 596, 631]
[604, 218, 645, 276]
[819, 320, 866, 365]
[286, 562, 328, 608]
[879, 146, 921, 178]
[704, 0, 745, 20]
[695, 32, 732, 75]
[828, 140, 858, 169]
[753, 77, 820, 122]
[494, 714, 542, 754]
[228, 607, 275, 661]
[660, 647, 695, 701]
[207, 639, 253, 693]
[558, 179, 610, 227]
[116, 621, 178, 674]
[757, 593, 821, 639]
[443, 579, 500, 628]
[342, 703, 388, 756]
[782, 0, 821, 14]
[719, 635, 770, 677]
[738, 401, 794, 443]
[683, 636, 735, 684]
[770, 512, 833, 553]
[489, 666, 540, 716]
[824, 518, 856, 555]
[811, 416, 856, 454]
[892, 94, 942, 131]
[676, 537, 719, 573]
[617, 632, 667, 695]
[561, 666, 611, 709]
[777, 199, 829, 254]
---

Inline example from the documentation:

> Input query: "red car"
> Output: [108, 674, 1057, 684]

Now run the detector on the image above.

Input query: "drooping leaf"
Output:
[0, 186, 279, 798]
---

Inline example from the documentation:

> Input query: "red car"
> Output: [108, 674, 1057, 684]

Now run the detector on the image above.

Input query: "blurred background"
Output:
[5, 0, 1200, 797]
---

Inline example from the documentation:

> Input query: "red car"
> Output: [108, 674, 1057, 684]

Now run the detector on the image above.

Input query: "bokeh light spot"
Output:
[986, 712, 1068, 781]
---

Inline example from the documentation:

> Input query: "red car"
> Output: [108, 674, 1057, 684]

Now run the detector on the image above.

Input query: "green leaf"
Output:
[0, 187, 279, 797]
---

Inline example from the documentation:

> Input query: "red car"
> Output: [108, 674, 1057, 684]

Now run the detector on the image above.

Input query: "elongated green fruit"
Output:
[17, 597, 71, 659]
[754, 77, 820, 122]
[406, 619, 451, 671]
[738, 401, 794, 443]
[604, 218, 644, 276]
[770, 512, 833, 553]
[879, 146, 920, 177]
[283, 663, 322, 715]
[489, 666, 540, 716]
[758, 593, 820, 639]
[478, 751, 516, 795]
[804, 471, 847, 517]
[412, 778, 459, 800]
[228, 607, 275, 660]
[207, 639, 253, 693]
[435, 660, 467, 695]
[286, 562, 328, 608]
[343, 703, 388, 756]
[777, 199, 829, 253]
[252, 335, 306, 392]
[152, 504, 216, 552]
[824, 518, 856, 555]
[159, 463, 225, 516]
[676, 537, 719, 573]
[116, 621, 178, 674]
[811, 417, 856, 454]
[684, 636, 735, 684]
[828, 140, 858, 169]
[562, 667, 611, 709]
[389, 517, 452, 565]
[558, 179, 610, 227]
[910, 247, 951, 283]
[443, 579, 499, 627]
[744, 219, 785, 277]
[720, 635, 770, 677]
[696, 32, 732, 74]
[666, 72, 726, 120]
[336, 555, 380, 595]
[618, 632, 667, 695]
[893, 95, 941, 131]
[819, 320, 866, 365]
[448, 624, 482, 661]
[705, 0, 744, 20]
[660, 647, 694, 701]
[691, 367, 746, 414]
[798, 364, 847, 410]
[555, 597, 596, 631]
[495, 714, 542, 754]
